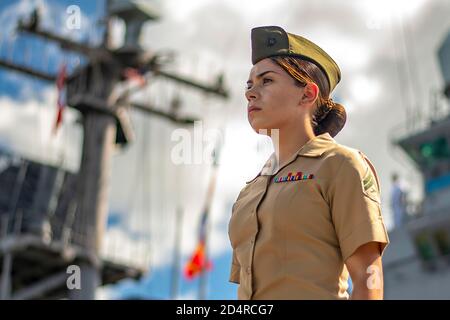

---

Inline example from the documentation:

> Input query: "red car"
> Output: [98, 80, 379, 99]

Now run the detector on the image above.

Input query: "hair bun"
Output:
[314, 101, 347, 138]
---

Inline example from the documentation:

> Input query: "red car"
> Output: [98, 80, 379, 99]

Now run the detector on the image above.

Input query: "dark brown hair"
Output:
[271, 56, 346, 137]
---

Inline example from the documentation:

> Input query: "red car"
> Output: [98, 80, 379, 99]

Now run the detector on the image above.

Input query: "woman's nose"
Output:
[245, 87, 258, 101]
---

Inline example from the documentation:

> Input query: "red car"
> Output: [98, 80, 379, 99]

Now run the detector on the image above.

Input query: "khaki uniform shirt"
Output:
[228, 133, 389, 300]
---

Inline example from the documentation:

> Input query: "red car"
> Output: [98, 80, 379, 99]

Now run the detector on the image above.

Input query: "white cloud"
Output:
[355, 0, 429, 21]
[0, 89, 82, 172]
[320, 34, 372, 73]
[348, 75, 382, 108]
[102, 227, 151, 270]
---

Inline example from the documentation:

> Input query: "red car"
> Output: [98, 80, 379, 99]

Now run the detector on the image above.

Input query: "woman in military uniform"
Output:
[228, 26, 389, 300]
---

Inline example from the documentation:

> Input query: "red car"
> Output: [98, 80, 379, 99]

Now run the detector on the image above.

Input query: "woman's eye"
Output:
[246, 79, 271, 89]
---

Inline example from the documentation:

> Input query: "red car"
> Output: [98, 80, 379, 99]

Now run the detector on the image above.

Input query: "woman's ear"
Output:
[299, 82, 319, 106]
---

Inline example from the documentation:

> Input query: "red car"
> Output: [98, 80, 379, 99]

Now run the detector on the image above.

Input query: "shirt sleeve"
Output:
[328, 151, 390, 262]
[229, 250, 240, 284]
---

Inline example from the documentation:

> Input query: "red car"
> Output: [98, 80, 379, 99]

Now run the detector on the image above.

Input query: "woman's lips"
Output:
[248, 106, 262, 113]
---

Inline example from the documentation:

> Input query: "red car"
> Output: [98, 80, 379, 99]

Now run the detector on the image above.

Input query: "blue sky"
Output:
[0, 0, 101, 102]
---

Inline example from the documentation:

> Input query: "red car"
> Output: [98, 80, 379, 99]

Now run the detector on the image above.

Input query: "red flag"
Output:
[184, 211, 213, 280]
[53, 63, 67, 135]
[184, 240, 212, 280]
[183, 140, 222, 281]
[123, 67, 146, 86]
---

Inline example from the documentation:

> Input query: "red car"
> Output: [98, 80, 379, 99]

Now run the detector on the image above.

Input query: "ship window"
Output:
[419, 136, 450, 164]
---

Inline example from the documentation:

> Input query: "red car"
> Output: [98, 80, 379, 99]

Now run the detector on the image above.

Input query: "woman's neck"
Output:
[270, 120, 316, 168]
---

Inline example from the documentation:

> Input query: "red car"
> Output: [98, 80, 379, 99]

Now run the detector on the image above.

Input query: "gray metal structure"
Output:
[0, 150, 144, 299]
[438, 31, 450, 98]
[385, 29, 450, 299]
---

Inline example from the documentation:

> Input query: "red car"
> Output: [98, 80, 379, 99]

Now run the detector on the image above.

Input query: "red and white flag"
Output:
[53, 63, 67, 135]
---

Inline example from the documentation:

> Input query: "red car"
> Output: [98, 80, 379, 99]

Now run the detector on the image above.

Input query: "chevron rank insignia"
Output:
[362, 169, 375, 192]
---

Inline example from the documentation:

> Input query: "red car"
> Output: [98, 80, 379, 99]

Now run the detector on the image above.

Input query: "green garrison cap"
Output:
[251, 26, 341, 92]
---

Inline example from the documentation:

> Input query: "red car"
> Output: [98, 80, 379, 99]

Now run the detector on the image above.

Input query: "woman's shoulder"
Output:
[324, 141, 381, 193]
[324, 141, 376, 175]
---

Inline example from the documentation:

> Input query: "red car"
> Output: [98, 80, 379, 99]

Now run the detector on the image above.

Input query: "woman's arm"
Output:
[345, 241, 384, 300]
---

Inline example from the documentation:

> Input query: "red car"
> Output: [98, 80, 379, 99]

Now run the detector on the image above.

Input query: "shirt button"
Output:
[246, 267, 251, 275]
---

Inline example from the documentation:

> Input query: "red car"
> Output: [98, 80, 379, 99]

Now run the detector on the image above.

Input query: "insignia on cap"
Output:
[267, 37, 277, 47]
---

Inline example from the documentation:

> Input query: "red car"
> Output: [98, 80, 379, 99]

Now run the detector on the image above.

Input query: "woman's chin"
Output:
[249, 120, 273, 135]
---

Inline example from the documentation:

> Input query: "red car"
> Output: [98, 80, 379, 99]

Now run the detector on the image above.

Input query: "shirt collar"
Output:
[297, 132, 336, 157]
[259, 133, 336, 176]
